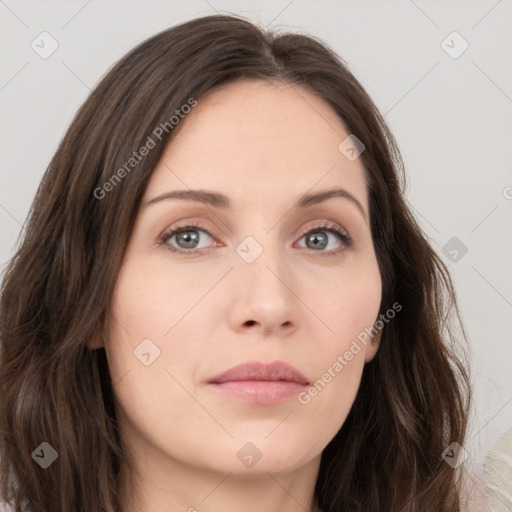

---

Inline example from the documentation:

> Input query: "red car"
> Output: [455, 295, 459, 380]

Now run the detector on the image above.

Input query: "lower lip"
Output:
[209, 380, 308, 404]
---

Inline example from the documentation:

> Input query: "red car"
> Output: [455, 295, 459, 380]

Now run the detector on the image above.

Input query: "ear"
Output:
[364, 328, 382, 363]
[87, 325, 105, 350]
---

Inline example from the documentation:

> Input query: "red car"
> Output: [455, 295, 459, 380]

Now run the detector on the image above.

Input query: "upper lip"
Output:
[208, 361, 309, 385]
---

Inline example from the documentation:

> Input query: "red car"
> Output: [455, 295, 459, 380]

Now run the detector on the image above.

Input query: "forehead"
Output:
[145, 79, 369, 211]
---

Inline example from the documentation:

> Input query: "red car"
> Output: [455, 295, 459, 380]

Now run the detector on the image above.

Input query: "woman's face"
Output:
[101, 79, 382, 479]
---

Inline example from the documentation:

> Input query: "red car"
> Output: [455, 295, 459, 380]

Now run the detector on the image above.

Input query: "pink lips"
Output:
[208, 361, 309, 405]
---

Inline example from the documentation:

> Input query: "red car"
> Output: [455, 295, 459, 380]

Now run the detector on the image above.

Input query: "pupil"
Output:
[308, 232, 327, 249]
[178, 231, 198, 248]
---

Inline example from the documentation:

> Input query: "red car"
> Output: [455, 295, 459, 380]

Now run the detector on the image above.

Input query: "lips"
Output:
[207, 361, 310, 405]
[208, 361, 309, 406]
[208, 361, 310, 385]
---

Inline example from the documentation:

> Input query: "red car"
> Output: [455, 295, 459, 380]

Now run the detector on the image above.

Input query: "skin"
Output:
[92, 79, 383, 512]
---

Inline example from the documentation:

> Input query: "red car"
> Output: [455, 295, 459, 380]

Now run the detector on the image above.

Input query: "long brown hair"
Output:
[0, 14, 471, 512]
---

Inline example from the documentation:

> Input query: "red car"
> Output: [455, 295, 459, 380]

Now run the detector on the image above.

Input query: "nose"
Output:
[227, 243, 299, 337]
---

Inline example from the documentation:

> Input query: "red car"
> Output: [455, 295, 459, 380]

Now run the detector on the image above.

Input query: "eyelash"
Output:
[158, 220, 353, 258]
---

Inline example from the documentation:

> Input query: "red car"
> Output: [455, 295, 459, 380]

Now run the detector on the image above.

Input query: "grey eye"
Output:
[165, 227, 214, 251]
[304, 231, 328, 250]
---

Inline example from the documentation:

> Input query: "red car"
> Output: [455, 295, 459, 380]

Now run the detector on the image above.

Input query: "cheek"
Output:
[105, 256, 210, 401]
[310, 252, 382, 346]
[105, 260, 213, 458]
[109, 253, 222, 343]
[297, 255, 381, 430]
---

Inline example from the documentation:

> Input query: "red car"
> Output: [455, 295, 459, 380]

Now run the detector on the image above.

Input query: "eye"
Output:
[295, 221, 352, 256]
[159, 220, 352, 257]
[159, 221, 216, 255]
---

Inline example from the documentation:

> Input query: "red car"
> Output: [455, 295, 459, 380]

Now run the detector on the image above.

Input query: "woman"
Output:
[0, 13, 471, 512]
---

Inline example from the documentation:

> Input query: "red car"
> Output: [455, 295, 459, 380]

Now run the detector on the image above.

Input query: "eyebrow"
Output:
[147, 187, 367, 221]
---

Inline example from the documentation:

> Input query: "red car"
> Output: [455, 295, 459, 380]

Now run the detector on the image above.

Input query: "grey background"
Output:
[1, 0, 511, 502]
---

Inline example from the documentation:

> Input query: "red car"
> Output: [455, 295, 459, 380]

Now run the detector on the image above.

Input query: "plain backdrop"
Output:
[1, 0, 511, 503]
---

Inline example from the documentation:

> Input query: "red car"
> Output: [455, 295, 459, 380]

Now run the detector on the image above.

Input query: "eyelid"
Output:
[296, 219, 351, 243]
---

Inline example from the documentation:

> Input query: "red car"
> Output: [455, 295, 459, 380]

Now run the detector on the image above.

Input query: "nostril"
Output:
[245, 320, 257, 326]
